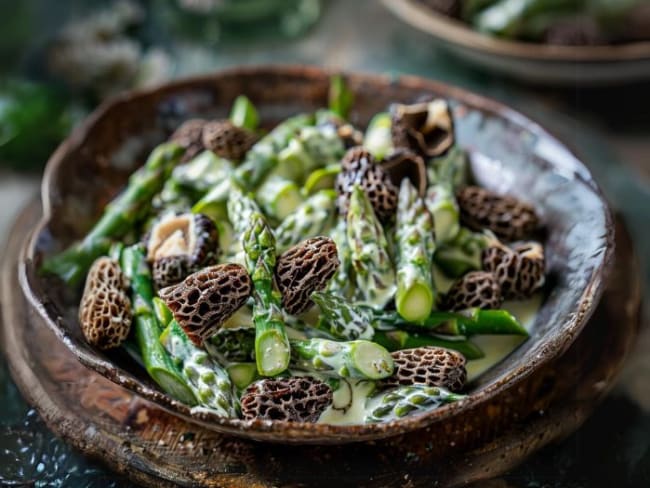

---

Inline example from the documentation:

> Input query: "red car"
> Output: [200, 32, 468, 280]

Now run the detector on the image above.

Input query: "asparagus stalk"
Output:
[365, 385, 465, 423]
[327, 216, 353, 297]
[291, 338, 394, 380]
[363, 112, 393, 160]
[233, 113, 314, 190]
[160, 320, 237, 416]
[425, 184, 460, 245]
[372, 330, 484, 360]
[347, 185, 396, 309]
[242, 211, 291, 376]
[192, 178, 231, 222]
[428, 145, 468, 191]
[433, 308, 528, 336]
[433, 228, 488, 278]
[206, 326, 256, 362]
[256, 175, 304, 221]
[43, 142, 184, 285]
[224, 183, 263, 263]
[119, 245, 197, 405]
[303, 164, 341, 195]
[395, 180, 437, 323]
[311, 291, 374, 341]
[229, 95, 259, 131]
[226, 362, 259, 390]
[274, 190, 337, 253]
[328, 74, 353, 120]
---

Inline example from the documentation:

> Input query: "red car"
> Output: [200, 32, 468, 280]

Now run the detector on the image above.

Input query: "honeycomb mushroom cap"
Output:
[482, 240, 545, 299]
[146, 213, 219, 289]
[201, 119, 257, 161]
[275, 237, 340, 315]
[456, 186, 540, 242]
[441, 270, 503, 311]
[381, 148, 427, 197]
[169, 118, 207, 162]
[380, 346, 467, 392]
[158, 263, 253, 346]
[240, 377, 333, 422]
[391, 99, 455, 159]
[335, 146, 398, 222]
[78, 257, 132, 350]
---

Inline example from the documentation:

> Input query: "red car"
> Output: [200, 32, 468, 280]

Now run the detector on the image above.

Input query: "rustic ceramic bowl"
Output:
[383, 0, 650, 85]
[21, 65, 613, 444]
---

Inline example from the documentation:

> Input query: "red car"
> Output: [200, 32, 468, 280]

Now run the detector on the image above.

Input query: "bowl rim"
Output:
[20, 64, 615, 442]
[383, 0, 650, 62]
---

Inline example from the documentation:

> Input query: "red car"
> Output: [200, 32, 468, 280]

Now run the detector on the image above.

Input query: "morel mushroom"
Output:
[240, 377, 333, 422]
[158, 263, 253, 346]
[78, 257, 132, 349]
[456, 186, 540, 242]
[275, 237, 340, 315]
[441, 271, 503, 311]
[380, 346, 467, 392]
[381, 148, 427, 197]
[169, 118, 207, 162]
[146, 212, 219, 289]
[391, 99, 454, 158]
[201, 119, 257, 161]
[482, 240, 545, 299]
[335, 146, 398, 222]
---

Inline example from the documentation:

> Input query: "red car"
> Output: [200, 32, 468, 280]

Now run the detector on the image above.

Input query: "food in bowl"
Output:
[420, 0, 650, 45]
[42, 77, 547, 425]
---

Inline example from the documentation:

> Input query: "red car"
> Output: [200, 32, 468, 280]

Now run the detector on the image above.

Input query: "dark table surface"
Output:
[0, 1, 648, 486]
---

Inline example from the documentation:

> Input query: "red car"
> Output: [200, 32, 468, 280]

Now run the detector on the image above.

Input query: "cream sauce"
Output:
[317, 379, 375, 425]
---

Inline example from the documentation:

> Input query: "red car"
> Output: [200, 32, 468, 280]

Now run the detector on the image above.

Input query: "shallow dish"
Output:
[383, 0, 650, 85]
[22, 65, 613, 444]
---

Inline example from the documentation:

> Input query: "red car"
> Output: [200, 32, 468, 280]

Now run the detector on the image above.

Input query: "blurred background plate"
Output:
[383, 0, 650, 85]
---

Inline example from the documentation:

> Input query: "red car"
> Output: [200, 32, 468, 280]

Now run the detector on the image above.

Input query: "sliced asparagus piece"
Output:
[242, 211, 291, 376]
[229, 95, 259, 131]
[233, 113, 314, 190]
[372, 330, 484, 360]
[328, 74, 353, 120]
[160, 320, 237, 416]
[434, 228, 489, 278]
[311, 291, 374, 341]
[274, 190, 337, 253]
[395, 179, 437, 323]
[326, 216, 353, 296]
[119, 245, 197, 405]
[303, 164, 341, 196]
[425, 184, 460, 245]
[43, 142, 184, 285]
[256, 175, 304, 221]
[291, 338, 394, 380]
[365, 385, 465, 423]
[363, 112, 393, 160]
[434, 308, 528, 336]
[347, 185, 396, 309]
[192, 178, 231, 222]
[226, 362, 259, 390]
[428, 145, 468, 191]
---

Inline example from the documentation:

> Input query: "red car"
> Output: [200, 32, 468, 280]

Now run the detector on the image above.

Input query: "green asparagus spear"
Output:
[433, 308, 528, 336]
[224, 183, 263, 263]
[256, 175, 304, 221]
[152, 296, 174, 327]
[347, 185, 396, 309]
[372, 330, 484, 360]
[229, 95, 259, 131]
[328, 74, 353, 120]
[291, 338, 394, 380]
[327, 216, 354, 297]
[428, 145, 468, 191]
[363, 112, 393, 160]
[274, 190, 337, 253]
[395, 179, 437, 323]
[43, 142, 184, 285]
[311, 291, 374, 341]
[233, 113, 315, 190]
[226, 362, 259, 390]
[119, 245, 197, 405]
[160, 320, 237, 416]
[303, 164, 341, 195]
[192, 178, 231, 222]
[242, 211, 291, 376]
[425, 184, 460, 245]
[433, 228, 488, 278]
[365, 385, 465, 423]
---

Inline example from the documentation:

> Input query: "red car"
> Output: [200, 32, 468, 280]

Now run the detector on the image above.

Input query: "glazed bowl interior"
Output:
[21, 66, 612, 444]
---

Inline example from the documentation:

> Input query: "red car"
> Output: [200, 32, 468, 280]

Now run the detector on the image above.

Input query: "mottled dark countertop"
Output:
[0, 0, 648, 486]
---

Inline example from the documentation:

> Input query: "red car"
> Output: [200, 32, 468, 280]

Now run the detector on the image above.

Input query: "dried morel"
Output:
[158, 263, 252, 346]
[381, 148, 427, 197]
[391, 99, 454, 158]
[335, 146, 398, 222]
[201, 120, 257, 161]
[240, 377, 333, 422]
[442, 271, 502, 311]
[146, 213, 219, 289]
[169, 118, 207, 162]
[380, 347, 466, 392]
[79, 257, 132, 349]
[275, 237, 340, 315]
[482, 240, 545, 299]
[456, 186, 540, 242]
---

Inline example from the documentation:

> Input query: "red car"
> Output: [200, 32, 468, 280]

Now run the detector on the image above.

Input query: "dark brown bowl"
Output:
[21, 65, 614, 444]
